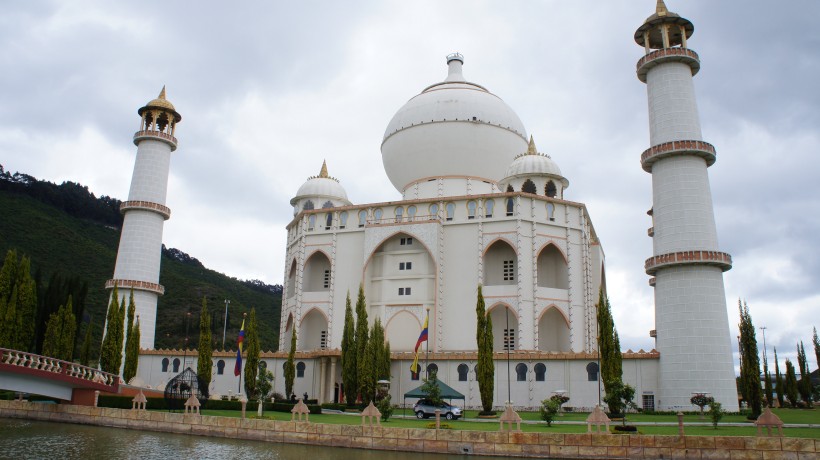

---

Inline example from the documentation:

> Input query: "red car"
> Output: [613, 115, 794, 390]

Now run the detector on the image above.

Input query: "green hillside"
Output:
[0, 191, 281, 356]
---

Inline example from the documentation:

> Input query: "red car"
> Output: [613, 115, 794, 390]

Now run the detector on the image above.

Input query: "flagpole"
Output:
[238, 312, 246, 395]
[425, 307, 430, 379]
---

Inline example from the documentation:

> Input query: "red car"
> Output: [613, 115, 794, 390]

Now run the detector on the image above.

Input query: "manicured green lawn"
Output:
[195, 407, 819, 438]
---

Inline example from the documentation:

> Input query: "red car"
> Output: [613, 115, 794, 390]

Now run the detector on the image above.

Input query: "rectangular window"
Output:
[323, 270, 330, 288]
[399, 262, 412, 270]
[320, 331, 327, 350]
[504, 328, 515, 351]
[642, 394, 655, 411]
[400, 237, 413, 245]
[398, 287, 404, 295]
[398, 287, 411, 295]
[399, 262, 405, 270]
[503, 260, 515, 281]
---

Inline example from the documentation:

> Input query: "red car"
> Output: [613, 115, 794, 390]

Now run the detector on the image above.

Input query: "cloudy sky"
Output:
[2, 1, 818, 369]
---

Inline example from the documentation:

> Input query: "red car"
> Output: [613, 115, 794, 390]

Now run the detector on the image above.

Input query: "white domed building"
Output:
[275, 54, 660, 410]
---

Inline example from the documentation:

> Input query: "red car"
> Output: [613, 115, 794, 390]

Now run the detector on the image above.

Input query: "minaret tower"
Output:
[635, 1, 738, 411]
[106, 87, 181, 349]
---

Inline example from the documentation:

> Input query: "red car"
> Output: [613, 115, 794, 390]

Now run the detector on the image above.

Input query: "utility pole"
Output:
[222, 299, 230, 350]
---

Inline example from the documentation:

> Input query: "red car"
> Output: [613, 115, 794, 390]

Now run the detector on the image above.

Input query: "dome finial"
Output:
[158, 85, 167, 100]
[527, 135, 537, 155]
[445, 52, 465, 82]
[656, 0, 669, 17]
[319, 159, 329, 178]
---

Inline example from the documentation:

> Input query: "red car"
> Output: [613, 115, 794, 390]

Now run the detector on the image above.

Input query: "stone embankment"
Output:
[0, 400, 816, 459]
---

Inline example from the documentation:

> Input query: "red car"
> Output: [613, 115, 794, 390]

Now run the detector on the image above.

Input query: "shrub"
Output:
[540, 398, 560, 426]
[708, 401, 724, 429]
[425, 422, 452, 429]
[377, 394, 394, 421]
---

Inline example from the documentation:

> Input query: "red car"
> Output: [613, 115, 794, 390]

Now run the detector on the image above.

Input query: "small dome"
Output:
[291, 161, 350, 206]
[499, 137, 569, 191]
[138, 86, 181, 122]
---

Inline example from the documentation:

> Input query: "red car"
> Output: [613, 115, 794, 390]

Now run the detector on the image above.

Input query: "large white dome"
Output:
[381, 54, 528, 194]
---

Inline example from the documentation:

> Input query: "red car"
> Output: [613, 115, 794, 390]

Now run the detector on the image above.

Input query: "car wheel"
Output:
[445, 412, 455, 420]
[416, 411, 424, 419]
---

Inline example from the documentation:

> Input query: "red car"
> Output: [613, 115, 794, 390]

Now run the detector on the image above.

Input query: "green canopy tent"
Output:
[402, 379, 465, 417]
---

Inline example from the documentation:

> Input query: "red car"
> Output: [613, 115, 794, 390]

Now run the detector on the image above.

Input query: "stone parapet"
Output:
[1, 400, 816, 459]
[120, 201, 171, 220]
[637, 47, 700, 82]
[645, 250, 732, 275]
[105, 278, 165, 296]
[641, 139, 717, 172]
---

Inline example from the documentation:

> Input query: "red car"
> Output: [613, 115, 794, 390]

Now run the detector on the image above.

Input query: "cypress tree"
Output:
[737, 300, 762, 417]
[784, 359, 798, 407]
[596, 289, 623, 411]
[796, 341, 813, 404]
[244, 308, 260, 399]
[99, 287, 121, 374]
[361, 324, 377, 404]
[42, 297, 76, 362]
[197, 297, 213, 388]
[79, 319, 94, 366]
[1, 286, 19, 349]
[0, 249, 18, 304]
[382, 341, 391, 383]
[15, 256, 37, 351]
[773, 347, 784, 408]
[122, 291, 137, 383]
[476, 285, 495, 414]
[284, 326, 296, 398]
[341, 291, 357, 405]
[762, 341, 773, 408]
[354, 284, 369, 403]
[813, 327, 819, 371]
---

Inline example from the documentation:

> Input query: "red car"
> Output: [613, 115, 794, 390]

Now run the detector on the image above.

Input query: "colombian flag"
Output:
[234, 318, 245, 376]
[410, 314, 428, 374]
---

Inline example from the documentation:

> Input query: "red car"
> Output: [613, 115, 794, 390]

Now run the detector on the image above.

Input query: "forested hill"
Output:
[0, 164, 281, 355]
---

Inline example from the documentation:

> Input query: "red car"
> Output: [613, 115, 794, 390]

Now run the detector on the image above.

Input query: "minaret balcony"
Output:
[637, 47, 700, 82]
[133, 130, 178, 151]
[645, 250, 732, 275]
[647, 227, 654, 237]
[105, 278, 165, 295]
[648, 277, 656, 287]
[120, 200, 171, 220]
[641, 140, 716, 172]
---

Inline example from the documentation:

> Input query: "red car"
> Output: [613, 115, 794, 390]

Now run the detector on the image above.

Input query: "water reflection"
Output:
[0, 418, 514, 460]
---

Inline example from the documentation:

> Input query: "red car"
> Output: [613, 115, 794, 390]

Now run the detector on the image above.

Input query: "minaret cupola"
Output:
[291, 160, 351, 215]
[498, 136, 568, 199]
[135, 86, 182, 151]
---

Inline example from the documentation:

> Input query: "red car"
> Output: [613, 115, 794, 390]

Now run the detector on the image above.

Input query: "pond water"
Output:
[0, 417, 524, 460]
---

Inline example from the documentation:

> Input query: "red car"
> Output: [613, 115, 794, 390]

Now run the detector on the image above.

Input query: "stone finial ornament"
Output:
[131, 389, 148, 411]
[499, 404, 522, 432]
[755, 408, 784, 437]
[586, 405, 611, 433]
[291, 398, 310, 422]
[360, 401, 382, 427]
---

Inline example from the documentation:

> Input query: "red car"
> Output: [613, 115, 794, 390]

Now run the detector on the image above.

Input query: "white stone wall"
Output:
[653, 265, 738, 411]
[127, 139, 172, 204]
[651, 155, 719, 253]
[646, 62, 703, 146]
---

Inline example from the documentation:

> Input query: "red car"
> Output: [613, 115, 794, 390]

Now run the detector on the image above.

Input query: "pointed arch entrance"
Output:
[537, 306, 570, 352]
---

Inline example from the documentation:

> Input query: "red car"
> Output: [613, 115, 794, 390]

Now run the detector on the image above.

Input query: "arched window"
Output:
[546, 180, 557, 198]
[373, 208, 383, 221]
[427, 363, 438, 377]
[303, 200, 314, 211]
[407, 205, 417, 221]
[505, 184, 514, 192]
[411, 370, 420, 381]
[296, 361, 306, 378]
[586, 362, 599, 382]
[429, 203, 439, 217]
[485, 199, 494, 218]
[506, 197, 514, 216]
[534, 363, 546, 382]
[445, 203, 455, 221]
[322, 201, 333, 209]
[339, 211, 348, 229]
[395, 207, 403, 222]
[467, 201, 476, 219]
[325, 212, 333, 229]
[457, 364, 469, 382]
[308, 214, 316, 231]
[358, 210, 367, 227]
[522, 179, 537, 194]
[161, 358, 169, 372]
[172, 358, 180, 373]
[546, 203, 555, 221]
[216, 359, 225, 375]
[515, 363, 528, 381]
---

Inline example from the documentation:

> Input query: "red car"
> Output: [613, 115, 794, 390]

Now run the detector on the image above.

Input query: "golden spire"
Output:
[656, 0, 668, 17]
[319, 159, 329, 178]
[527, 135, 537, 155]
[158, 85, 167, 100]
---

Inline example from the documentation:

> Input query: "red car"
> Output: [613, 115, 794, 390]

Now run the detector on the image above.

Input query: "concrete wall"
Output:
[1, 400, 816, 459]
